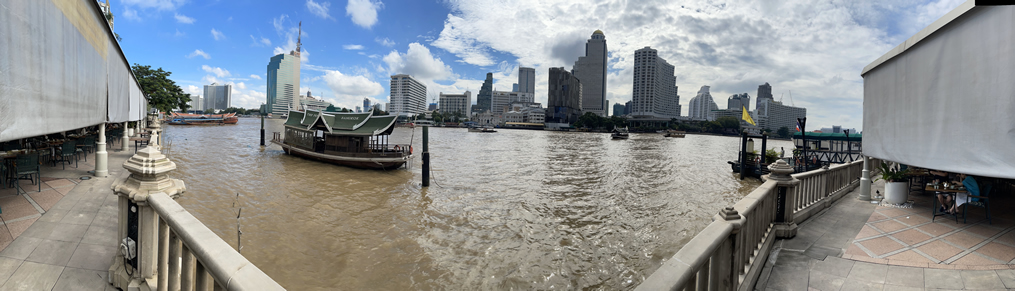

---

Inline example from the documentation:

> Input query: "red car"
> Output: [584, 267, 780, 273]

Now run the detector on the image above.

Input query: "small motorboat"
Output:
[611, 127, 629, 139]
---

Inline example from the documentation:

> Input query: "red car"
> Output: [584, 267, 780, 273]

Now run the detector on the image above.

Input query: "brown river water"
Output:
[160, 118, 793, 290]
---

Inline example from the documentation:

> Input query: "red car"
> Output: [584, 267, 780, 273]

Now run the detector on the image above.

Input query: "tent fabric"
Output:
[0, 0, 109, 142]
[107, 42, 131, 123]
[861, 6, 1015, 179]
[128, 73, 144, 121]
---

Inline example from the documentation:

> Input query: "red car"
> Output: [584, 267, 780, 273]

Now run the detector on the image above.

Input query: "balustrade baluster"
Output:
[169, 231, 181, 291]
[159, 218, 169, 290]
[182, 244, 196, 291]
[195, 262, 213, 291]
[697, 259, 709, 291]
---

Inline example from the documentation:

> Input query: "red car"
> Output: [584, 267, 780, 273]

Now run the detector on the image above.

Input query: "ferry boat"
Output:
[664, 130, 686, 138]
[270, 110, 412, 170]
[468, 126, 497, 133]
[167, 112, 238, 125]
[611, 127, 630, 139]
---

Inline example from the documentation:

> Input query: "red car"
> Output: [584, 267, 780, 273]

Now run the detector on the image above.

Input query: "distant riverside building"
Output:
[625, 100, 632, 115]
[728, 93, 750, 111]
[439, 91, 472, 116]
[355, 106, 361, 113]
[372, 104, 382, 112]
[203, 83, 232, 110]
[474, 73, 494, 114]
[428, 103, 438, 111]
[504, 102, 545, 124]
[389, 74, 427, 117]
[612, 103, 626, 117]
[630, 47, 680, 118]
[688, 85, 718, 121]
[756, 98, 806, 131]
[299, 91, 331, 112]
[363, 98, 371, 112]
[491, 90, 534, 115]
[384, 102, 390, 112]
[266, 28, 303, 115]
[188, 95, 203, 112]
[572, 30, 607, 116]
[546, 67, 582, 125]
[512, 84, 519, 92]
[518, 66, 535, 94]
[757, 82, 773, 109]
[819, 126, 857, 134]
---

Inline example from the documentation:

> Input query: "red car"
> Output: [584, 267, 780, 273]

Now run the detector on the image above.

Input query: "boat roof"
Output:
[284, 110, 397, 136]
[793, 132, 862, 141]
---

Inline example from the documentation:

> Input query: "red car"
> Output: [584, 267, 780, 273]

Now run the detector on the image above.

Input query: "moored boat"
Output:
[611, 127, 629, 139]
[167, 112, 239, 125]
[664, 130, 686, 138]
[468, 126, 497, 133]
[270, 110, 412, 170]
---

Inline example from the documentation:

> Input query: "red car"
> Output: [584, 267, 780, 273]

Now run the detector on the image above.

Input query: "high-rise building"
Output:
[612, 103, 626, 117]
[474, 73, 494, 113]
[688, 86, 718, 121]
[491, 91, 534, 114]
[756, 82, 773, 109]
[299, 91, 331, 111]
[727, 93, 751, 111]
[203, 83, 232, 110]
[389, 74, 427, 117]
[266, 23, 303, 115]
[512, 83, 519, 92]
[518, 67, 535, 94]
[363, 98, 371, 112]
[572, 31, 607, 116]
[625, 100, 632, 115]
[355, 106, 361, 113]
[189, 95, 203, 112]
[545, 67, 582, 125]
[756, 98, 806, 131]
[439, 91, 472, 116]
[631, 47, 679, 118]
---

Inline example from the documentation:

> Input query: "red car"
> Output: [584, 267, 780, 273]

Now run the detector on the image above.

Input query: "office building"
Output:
[299, 91, 331, 112]
[355, 106, 361, 113]
[384, 102, 390, 112]
[572, 31, 607, 116]
[518, 67, 535, 94]
[612, 103, 626, 117]
[474, 73, 494, 114]
[266, 27, 302, 114]
[728, 93, 750, 111]
[757, 82, 773, 109]
[625, 100, 632, 115]
[491, 90, 534, 115]
[512, 84, 519, 92]
[428, 103, 438, 111]
[439, 91, 472, 116]
[363, 98, 371, 112]
[203, 83, 232, 110]
[688, 86, 718, 121]
[389, 74, 427, 117]
[630, 47, 680, 118]
[188, 95, 203, 112]
[756, 98, 806, 132]
[546, 67, 582, 125]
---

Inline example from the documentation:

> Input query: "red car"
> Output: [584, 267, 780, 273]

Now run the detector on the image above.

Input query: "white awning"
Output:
[108, 42, 131, 123]
[861, 3, 1015, 179]
[129, 73, 145, 121]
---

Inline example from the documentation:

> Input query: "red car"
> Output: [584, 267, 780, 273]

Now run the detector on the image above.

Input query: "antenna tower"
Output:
[296, 21, 302, 57]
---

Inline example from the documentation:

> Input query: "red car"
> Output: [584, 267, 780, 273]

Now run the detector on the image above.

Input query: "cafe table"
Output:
[928, 186, 967, 223]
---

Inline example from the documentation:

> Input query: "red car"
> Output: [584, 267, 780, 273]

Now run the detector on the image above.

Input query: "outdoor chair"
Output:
[54, 140, 77, 169]
[11, 151, 40, 194]
[1, 142, 18, 151]
[963, 180, 993, 224]
[76, 136, 94, 162]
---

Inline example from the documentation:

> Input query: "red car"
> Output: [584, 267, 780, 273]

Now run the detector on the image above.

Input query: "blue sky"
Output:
[114, 0, 965, 131]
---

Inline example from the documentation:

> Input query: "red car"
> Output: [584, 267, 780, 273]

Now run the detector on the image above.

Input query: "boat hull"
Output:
[272, 140, 410, 170]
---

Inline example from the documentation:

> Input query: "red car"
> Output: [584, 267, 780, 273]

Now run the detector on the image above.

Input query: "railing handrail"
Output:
[636, 220, 734, 290]
[148, 193, 285, 290]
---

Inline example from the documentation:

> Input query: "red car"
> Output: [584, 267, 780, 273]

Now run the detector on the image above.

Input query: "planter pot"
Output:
[884, 181, 909, 204]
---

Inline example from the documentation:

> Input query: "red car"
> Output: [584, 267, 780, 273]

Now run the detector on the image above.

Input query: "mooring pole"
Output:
[761, 133, 768, 165]
[799, 118, 807, 171]
[422, 126, 430, 187]
[740, 131, 748, 180]
[260, 113, 265, 146]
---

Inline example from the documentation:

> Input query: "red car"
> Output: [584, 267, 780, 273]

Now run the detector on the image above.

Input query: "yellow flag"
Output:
[742, 106, 756, 126]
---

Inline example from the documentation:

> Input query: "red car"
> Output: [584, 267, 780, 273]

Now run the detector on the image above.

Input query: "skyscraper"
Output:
[572, 30, 607, 116]
[727, 93, 750, 111]
[630, 47, 680, 118]
[439, 91, 472, 116]
[518, 67, 535, 94]
[546, 67, 582, 125]
[688, 86, 718, 121]
[266, 23, 302, 115]
[474, 73, 494, 114]
[203, 83, 232, 110]
[756, 82, 773, 109]
[612, 103, 626, 117]
[363, 98, 371, 112]
[389, 74, 426, 117]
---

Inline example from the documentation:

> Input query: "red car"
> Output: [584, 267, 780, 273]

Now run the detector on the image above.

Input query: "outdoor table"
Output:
[130, 137, 150, 153]
[928, 186, 967, 222]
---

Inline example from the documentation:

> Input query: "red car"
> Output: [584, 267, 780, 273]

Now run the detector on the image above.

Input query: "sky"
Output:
[113, 0, 966, 131]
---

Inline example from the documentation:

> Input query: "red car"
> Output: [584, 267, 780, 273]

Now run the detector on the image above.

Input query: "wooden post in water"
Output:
[740, 131, 748, 180]
[422, 126, 430, 187]
[761, 133, 768, 165]
[798, 118, 807, 171]
[260, 113, 265, 146]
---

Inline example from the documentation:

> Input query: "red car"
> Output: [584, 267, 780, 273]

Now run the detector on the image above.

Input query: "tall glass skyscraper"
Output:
[573, 30, 607, 116]
[266, 23, 303, 115]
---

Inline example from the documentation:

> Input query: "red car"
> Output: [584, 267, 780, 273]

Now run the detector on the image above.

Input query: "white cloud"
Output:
[271, 15, 310, 63]
[250, 35, 272, 47]
[174, 13, 195, 24]
[201, 75, 219, 85]
[187, 49, 210, 59]
[306, 0, 333, 19]
[250, 74, 262, 80]
[121, 0, 186, 11]
[122, 8, 140, 21]
[185, 85, 201, 96]
[201, 65, 231, 78]
[346, 0, 383, 29]
[210, 28, 225, 41]
[321, 70, 385, 108]
[174, 29, 185, 37]
[235, 82, 247, 90]
[375, 37, 395, 47]
[343, 44, 365, 50]
[383, 43, 453, 82]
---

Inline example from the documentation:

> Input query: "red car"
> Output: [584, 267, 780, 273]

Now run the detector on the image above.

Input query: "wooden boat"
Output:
[664, 130, 686, 138]
[468, 126, 497, 133]
[167, 112, 238, 125]
[611, 127, 629, 139]
[270, 110, 412, 170]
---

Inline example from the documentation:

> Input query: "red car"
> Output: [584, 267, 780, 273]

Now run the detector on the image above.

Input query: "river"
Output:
[160, 118, 793, 290]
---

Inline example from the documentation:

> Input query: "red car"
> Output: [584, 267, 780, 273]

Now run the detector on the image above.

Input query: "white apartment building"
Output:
[389, 74, 427, 117]
[439, 91, 472, 116]
[688, 85, 719, 121]
[573, 30, 608, 116]
[491, 90, 534, 115]
[630, 47, 680, 118]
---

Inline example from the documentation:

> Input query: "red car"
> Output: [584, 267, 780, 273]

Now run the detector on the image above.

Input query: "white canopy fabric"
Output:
[861, 4, 1015, 179]
[129, 74, 144, 121]
[108, 42, 131, 123]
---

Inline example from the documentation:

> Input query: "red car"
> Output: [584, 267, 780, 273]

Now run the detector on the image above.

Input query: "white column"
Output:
[858, 156, 872, 201]
[95, 124, 108, 177]
[122, 122, 130, 151]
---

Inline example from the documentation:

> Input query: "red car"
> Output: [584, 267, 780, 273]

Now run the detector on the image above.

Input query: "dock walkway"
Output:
[0, 147, 135, 290]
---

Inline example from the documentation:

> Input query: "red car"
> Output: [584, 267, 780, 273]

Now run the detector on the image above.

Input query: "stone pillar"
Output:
[109, 131, 186, 290]
[767, 160, 799, 238]
[95, 124, 108, 177]
[858, 156, 872, 201]
[121, 122, 130, 151]
[147, 114, 162, 146]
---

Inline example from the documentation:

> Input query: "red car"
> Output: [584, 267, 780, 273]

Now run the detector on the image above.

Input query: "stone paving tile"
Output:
[867, 212, 888, 223]
[846, 261, 887, 284]
[17, 220, 57, 239]
[997, 269, 1015, 288]
[52, 267, 110, 291]
[857, 236, 904, 256]
[27, 189, 63, 212]
[925, 268, 965, 289]
[25, 239, 77, 266]
[46, 223, 88, 243]
[877, 207, 910, 218]
[895, 214, 930, 226]
[952, 252, 1004, 266]
[0, 236, 42, 261]
[838, 277, 883, 291]
[812, 256, 854, 277]
[4, 217, 37, 239]
[0, 261, 64, 290]
[59, 208, 97, 226]
[918, 240, 964, 262]
[0, 256, 23, 287]
[992, 230, 1015, 245]
[886, 250, 936, 265]
[845, 243, 867, 257]
[0, 188, 18, 197]
[36, 208, 68, 223]
[0, 197, 39, 221]
[807, 269, 844, 291]
[963, 224, 1005, 238]
[766, 267, 809, 291]
[54, 185, 75, 195]
[884, 265, 924, 288]
[80, 224, 117, 246]
[44, 179, 75, 189]
[943, 231, 988, 249]
[916, 223, 956, 237]
[893, 228, 933, 246]
[855, 225, 881, 240]
[975, 242, 1015, 263]
[880, 284, 923, 291]
[960, 270, 1006, 289]
[65, 243, 115, 271]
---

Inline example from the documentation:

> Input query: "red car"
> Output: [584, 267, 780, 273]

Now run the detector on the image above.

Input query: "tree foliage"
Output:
[777, 126, 790, 138]
[131, 64, 190, 113]
[573, 112, 628, 130]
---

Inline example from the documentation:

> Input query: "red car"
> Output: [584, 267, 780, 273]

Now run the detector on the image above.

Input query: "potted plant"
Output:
[875, 162, 910, 204]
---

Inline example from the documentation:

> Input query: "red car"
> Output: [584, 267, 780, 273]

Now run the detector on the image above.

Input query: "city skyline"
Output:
[113, 0, 966, 131]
